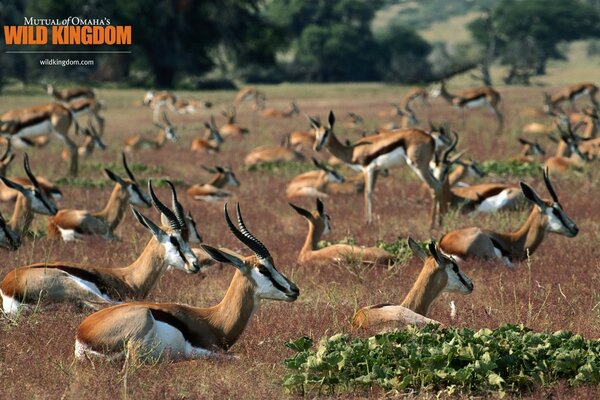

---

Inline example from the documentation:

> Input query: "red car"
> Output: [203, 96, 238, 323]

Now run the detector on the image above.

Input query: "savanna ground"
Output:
[0, 76, 600, 400]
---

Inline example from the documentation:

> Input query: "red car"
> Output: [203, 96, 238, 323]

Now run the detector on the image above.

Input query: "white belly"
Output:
[59, 228, 79, 241]
[463, 98, 487, 108]
[67, 274, 113, 302]
[145, 320, 214, 360]
[372, 146, 406, 169]
[476, 189, 511, 213]
[16, 121, 52, 138]
[573, 90, 588, 100]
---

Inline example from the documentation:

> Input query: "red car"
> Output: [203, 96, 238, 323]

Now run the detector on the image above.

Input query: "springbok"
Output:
[352, 237, 473, 329]
[286, 158, 345, 199]
[233, 86, 266, 107]
[401, 87, 429, 109]
[544, 122, 591, 174]
[544, 82, 598, 112]
[68, 97, 105, 137]
[191, 117, 224, 153]
[219, 106, 249, 137]
[47, 84, 95, 103]
[47, 153, 151, 241]
[124, 112, 177, 151]
[430, 81, 503, 132]
[0, 154, 58, 249]
[244, 136, 305, 167]
[289, 198, 394, 266]
[511, 137, 546, 163]
[187, 165, 240, 202]
[258, 101, 300, 118]
[74, 203, 299, 361]
[0, 211, 20, 250]
[0, 103, 80, 176]
[1, 181, 201, 315]
[439, 168, 578, 266]
[378, 104, 418, 130]
[61, 120, 107, 161]
[312, 111, 448, 224]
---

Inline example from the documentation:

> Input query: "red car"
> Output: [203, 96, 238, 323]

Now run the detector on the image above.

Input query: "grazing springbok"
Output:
[544, 82, 598, 112]
[0, 103, 80, 176]
[312, 111, 449, 224]
[258, 101, 299, 118]
[352, 237, 473, 329]
[0, 154, 58, 249]
[286, 158, 345, 199]
[74, 203, 299, 361]
[289, 199, 394, 266]
[219, 106, 249, 137]
[47, 84, 95, 103]
[47, 153, 151, 241]
[430, 81, 503, 132]
[191, 117, 224, 153]
[187, 165, 240, 202]
[439, 168, 578, 266]
[124, 112, 177, 151]
[1, 181, 201, 315]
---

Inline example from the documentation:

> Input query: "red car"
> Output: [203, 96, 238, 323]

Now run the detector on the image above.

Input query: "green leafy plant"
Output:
[284, 324, 600, 396]
[480, 160, 542, 178]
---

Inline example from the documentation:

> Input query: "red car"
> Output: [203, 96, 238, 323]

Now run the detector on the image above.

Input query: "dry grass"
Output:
[0, 81, 599, 399]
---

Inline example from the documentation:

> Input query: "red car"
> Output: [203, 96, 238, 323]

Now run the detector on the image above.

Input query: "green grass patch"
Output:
[284, 324, 600, 396]
[54, 177, 112, 188]
[480, 160, 542, 178]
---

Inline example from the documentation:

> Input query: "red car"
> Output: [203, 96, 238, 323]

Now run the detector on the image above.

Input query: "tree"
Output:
[468, 0, 600, 83]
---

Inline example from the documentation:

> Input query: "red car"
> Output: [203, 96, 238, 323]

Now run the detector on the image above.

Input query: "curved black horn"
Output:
[23, 154, 40, 188]
[543, 167, 559, 204]
[441, 131, 459, 164]
[165, 180, 186, 228]
[224, 203, 270, 260]
[148, 180, 180, 231]
[122, 152, 137, 182]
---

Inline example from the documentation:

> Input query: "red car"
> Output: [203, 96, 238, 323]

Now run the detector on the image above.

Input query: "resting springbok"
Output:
[258, 101, 300, 118]
[511, 137, 546, 163]
[0, 103, 80, 176]
[430, 81, 503, 132]
[47, 153, 151, 241]
[286, 158, 345, 199]
[124, 112, 177, 151]
[544, 121, 591, 174]
[74, 203, 299, 361]
[191, 117, 224, 153]
[352, 237, 473, 329]
[312, 111, 449, 224]
[47, 84, 95, 103]
[544, 82, 598, 112]
[1, 181, 201, 315]
[187, 165, 240, 202]
[244, 136, 305, 167]
[0, 154, 58, 250]
[439, 168, 578, 266]
[219, 106, 249, 137]
[289, 198, 394, 266]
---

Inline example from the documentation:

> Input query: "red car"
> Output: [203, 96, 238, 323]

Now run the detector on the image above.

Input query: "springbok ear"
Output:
[104, 169, 127, 187]
[407, 237, 428, 262]
[327, 110, 335, 129]
[200, 244, 248, 272]
[131, 207, 166, 239]
[316, 198, 324, 215]
[289, 203, 313, 219]
[520, 182, 546, 210]
[216, 166, 225, 173]
[0, 176, 26, 193]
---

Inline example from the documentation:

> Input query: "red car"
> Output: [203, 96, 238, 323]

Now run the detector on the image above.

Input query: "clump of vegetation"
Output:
[284, 324, 600, 396]
[54, 177, 112, 188]
[480, 160, 542, 178]
[376, 237, 416, 266]
[317, 236, 356, 250]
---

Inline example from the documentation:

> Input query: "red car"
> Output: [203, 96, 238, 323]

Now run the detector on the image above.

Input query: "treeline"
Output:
[0, 0, 599, 88]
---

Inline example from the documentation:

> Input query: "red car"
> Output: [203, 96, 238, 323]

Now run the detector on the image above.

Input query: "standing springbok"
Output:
[430, 81, 503, 132]
[352, 237, 473, 329]
[312, 111, 448, 224]
[47, 84, 95, 103]
[47, 154, 151, 241]
[74, 203, 299, 361]
[187, 165, 240, 202]
[439, 168, 578, 266]
[0, 154, 58, 249]
[0, 103, 80, 176]
[124, 112, 177, 151]
[61, 120, 107, 161]
[544, 82, 598, 112]
[289, 199, 394, 266]
[1, 181, 201, 314]
[68, 97, 105, 137]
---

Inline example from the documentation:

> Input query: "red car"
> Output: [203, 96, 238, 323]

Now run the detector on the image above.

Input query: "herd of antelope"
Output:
[0, 79, 597, 363]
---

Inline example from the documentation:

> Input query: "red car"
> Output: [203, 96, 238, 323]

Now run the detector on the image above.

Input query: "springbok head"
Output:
[289, 198, 331, 237]
[310, 111, 336, 152]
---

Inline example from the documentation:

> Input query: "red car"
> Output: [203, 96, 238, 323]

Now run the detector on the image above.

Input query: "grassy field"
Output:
[0, 80, 600, 399]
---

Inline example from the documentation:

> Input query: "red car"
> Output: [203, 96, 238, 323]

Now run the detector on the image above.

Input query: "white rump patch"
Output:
[1, 290, 29, 315]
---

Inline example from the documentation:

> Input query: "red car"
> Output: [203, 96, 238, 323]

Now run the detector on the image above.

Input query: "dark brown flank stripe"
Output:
[61, 91, 93, 102]
[149, 308, 199, 346]
[489, 237, 512, 262]
[358, 139, 405, 166]
[569, 87, 586, 100]
[457, 94, 486, 106]
[369, 303, 394, 309]
[70, 102, 90, 112]
[12, 114, 51, 133]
